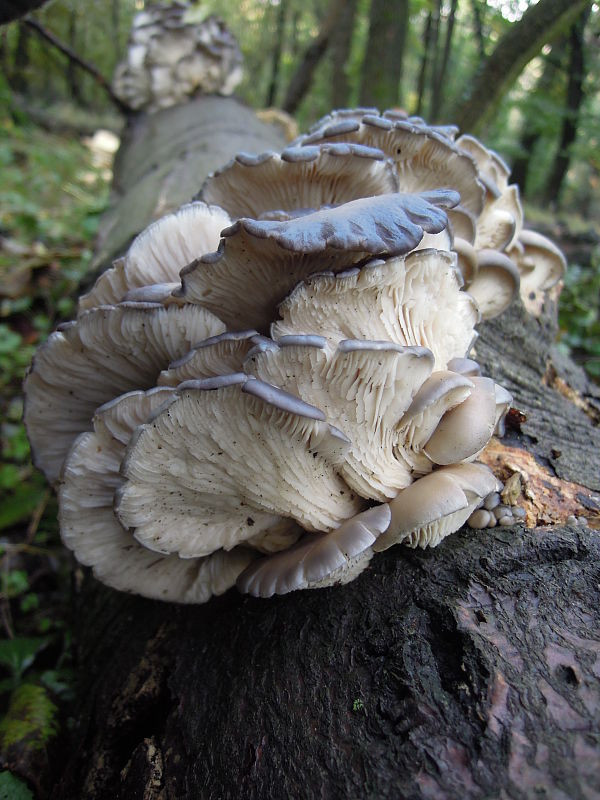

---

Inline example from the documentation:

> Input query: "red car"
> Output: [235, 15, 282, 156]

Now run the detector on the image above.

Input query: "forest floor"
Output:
[0, 115, 598, 797]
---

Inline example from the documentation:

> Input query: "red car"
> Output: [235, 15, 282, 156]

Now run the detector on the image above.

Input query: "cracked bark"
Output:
[51, 101, 600, 800]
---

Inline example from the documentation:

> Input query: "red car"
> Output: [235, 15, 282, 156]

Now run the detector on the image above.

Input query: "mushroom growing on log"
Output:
[23, 107, 600, 798]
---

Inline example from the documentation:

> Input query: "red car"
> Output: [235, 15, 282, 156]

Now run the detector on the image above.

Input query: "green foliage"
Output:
[0, 771, 34, 800]
[0, 684, 58, 750]
[558, 252, 600, 377]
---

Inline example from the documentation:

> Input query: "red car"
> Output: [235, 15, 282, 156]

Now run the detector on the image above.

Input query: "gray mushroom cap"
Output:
[236, 504, 391, 597]
[158, 329, 260, 386]
[199, 142, 399, 219]
[374, 462, 501, 551]
[24, 302, 225, 484]
[177, 190, 459, 330]
[115, 377, 363, 559]
[79, 202, 231, 312]
[295, 109, 485, 215]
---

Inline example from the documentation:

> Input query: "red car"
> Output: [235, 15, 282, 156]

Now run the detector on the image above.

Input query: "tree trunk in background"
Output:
[46, 96, 600, 800]
[11, 21, 30, 94]
[329, 0, 357, 109]
[265, 0, 288, 107]
[66, 7, 82, 105]
[453, 0, 590, 134]
[509, 40, 567, 194]
[415, 10, 433, 116]
[427, 0, 442, 118]
[470, 0, 486, 59]
[282, 0, 346, 114]
[111, 0, 120, 63]
[430, 0, 458, 121]
[0, 0, 49, 24]
[541, 6, 590, 206]
[358, 0, 409, 110]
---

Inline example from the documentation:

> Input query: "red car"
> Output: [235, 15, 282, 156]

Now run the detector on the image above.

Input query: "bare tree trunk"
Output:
[453, 0, 590, 134]
[430, 0, 458, 121]
[66, 7, 82, 106]
[330, 0, 358, 109]
[282, 0, 347, 114]
[509, 40, 567, 194]
[415, 10, 434, 116]
[541, 6, 590, 206]
[358, 0, 409, 110]
[41, 97, 600, 800]
[470, 0, 486, 59]
[265, 0, 288, 107]
[11, 21, 30, 94]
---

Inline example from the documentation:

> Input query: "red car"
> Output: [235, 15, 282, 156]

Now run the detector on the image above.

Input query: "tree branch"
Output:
[23, 16, 130, 115]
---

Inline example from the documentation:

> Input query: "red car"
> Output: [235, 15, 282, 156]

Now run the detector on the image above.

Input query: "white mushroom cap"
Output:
[79, 202, 231, 313]
[158, 329, 260, 386]
[296, 109, 485, 215]
[456, 134, 511, 193]
[374, 462, 501, 551]
[237, 504, 391, 597]
[423, 376, 498, 465]
[200, 143, 399, 219]
[397, 370, 474, 457]
[24, 302, 225, 484]
[177, 190, 458, 331]
[453, 237, 478, 283]
[115, 376, 363, 559]
[273, 249, 479, 370]
[493, 382, 513, 437]
[467, 249, 520, 320]
[245, 338, 435, 500]
[511, 229, 566, 315]
[474, 185, 522, 252]
[59, 387, 255, 603]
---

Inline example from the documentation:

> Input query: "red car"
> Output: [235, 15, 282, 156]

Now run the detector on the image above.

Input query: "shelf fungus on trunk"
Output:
[24, 108, 567, 602]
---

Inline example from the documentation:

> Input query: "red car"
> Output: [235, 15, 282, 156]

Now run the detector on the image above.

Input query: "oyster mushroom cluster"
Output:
[112, 2, 243, 112]
[24, 109, 566, 603]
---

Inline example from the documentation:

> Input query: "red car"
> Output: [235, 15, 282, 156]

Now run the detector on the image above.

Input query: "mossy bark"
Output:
[51, 101, 600, 800]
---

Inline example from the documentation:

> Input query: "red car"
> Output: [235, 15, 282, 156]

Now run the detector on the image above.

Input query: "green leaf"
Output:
[0, 483, 46, 530]
[0, 771, 34, 800]
[0, 637, 50, 681]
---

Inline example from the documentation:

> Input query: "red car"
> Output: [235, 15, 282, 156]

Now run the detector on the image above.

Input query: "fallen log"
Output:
[48, 99, 600, 799]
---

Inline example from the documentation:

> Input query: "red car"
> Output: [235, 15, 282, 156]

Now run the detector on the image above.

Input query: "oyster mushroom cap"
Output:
[59, 387, 256, 603]
[24, 302, 225, 484]
[115, 375, 363, 559]
[397, 370, 474, 456]
[79, 202, 231, 312]
[158, 329, 260, 386]
[374, 462, 501, 551]
[237, 504, 392, 597]
[423, 376, 498, 465]
[177, 190, 459, 331]
[511, 229, 567, 314]
[273, 249, 479, 370]
[245, 337, 435, 500]
[296, 109, 485, 215]
[199, 142, 399, 219]
[467, 249, 520, 320]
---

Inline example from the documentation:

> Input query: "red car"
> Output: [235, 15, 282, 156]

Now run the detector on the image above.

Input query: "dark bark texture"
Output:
[50, 100, 600, 800]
